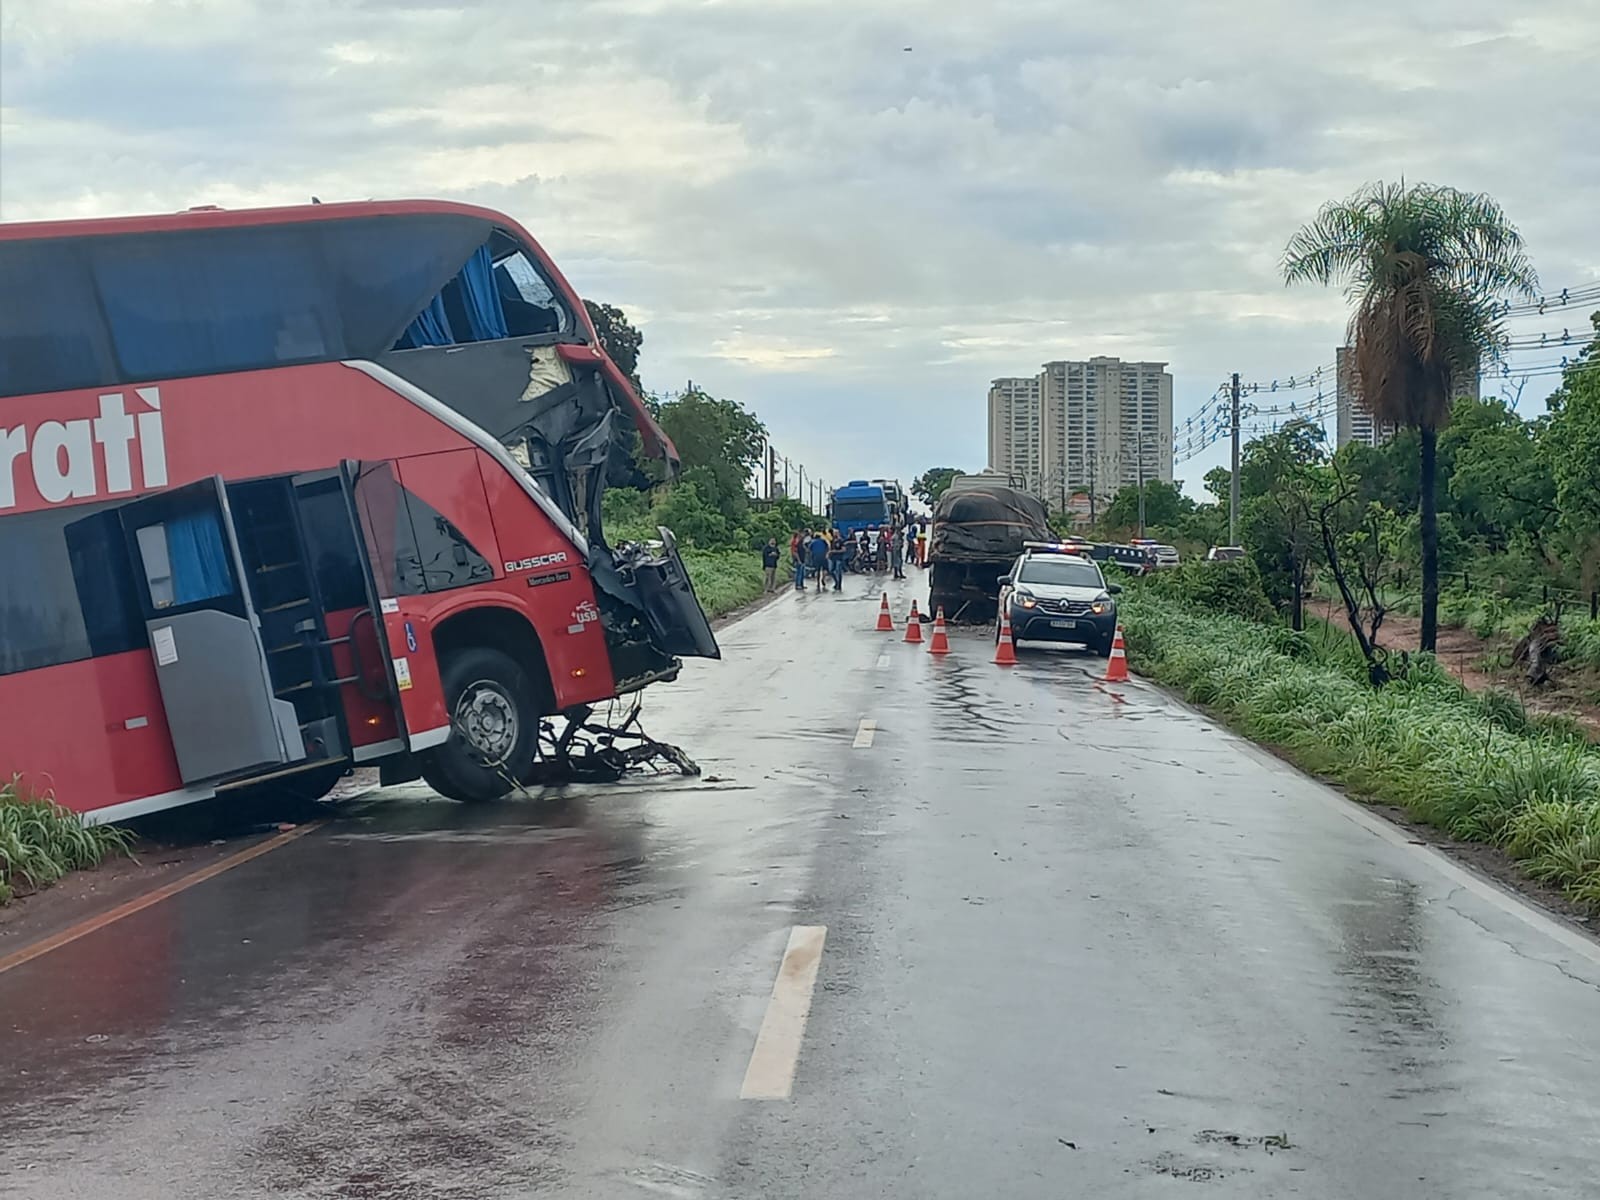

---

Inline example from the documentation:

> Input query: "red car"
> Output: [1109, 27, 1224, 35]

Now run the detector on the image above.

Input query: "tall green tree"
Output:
[1202, 466, 1232, 505]
[1283, 181, 1537, 650]
[583, 300, 645, 396]
[1239, 421, 1330, 629]
[1544, 314, 1600, 586]
[652, 388, 768, 518]
[1443, 396, 1557, 556]
[913, 467, 963, 506]
[1101, 479, 1191, 531]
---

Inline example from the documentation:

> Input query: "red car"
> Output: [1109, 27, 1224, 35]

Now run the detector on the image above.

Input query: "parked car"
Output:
[1206, 546, 1247, 562]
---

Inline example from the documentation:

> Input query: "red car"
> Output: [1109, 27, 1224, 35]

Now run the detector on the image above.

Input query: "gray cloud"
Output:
[2, 0, 1596, 489]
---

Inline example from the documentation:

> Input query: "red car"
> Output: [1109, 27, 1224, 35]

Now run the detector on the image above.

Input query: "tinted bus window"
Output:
[0, 212, 571, 398]
[352, 463, 492, 598]
[404, 489, 493, 593]
[296, 480, 370, 613]
[0, 503, 144, 676]
[321, 216, 492, 354]
[0, 244, 115, 398]
[92, 229, 344, 381]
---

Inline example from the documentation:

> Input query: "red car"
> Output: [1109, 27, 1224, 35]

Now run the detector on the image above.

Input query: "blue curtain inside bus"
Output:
[166, 509, 234, 606]
[397, 293, 454, 348]
[93, 233, 334, 380]
[457, 244, 509, 341]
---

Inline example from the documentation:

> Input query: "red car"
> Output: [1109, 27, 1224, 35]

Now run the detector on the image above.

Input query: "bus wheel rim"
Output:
[455, 680, 519, 763]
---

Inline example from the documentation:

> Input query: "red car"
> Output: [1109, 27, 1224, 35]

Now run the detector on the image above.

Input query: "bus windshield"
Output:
[833, 499, 887, 523]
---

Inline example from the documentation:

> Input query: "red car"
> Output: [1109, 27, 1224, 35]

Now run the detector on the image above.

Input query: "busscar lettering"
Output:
[0, 388, 167, 511]
[504, 551, 570, 573]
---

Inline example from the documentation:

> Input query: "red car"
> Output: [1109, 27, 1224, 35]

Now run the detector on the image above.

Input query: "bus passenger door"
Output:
[119, 476, 306, 785]
[341, 460, 438, 748]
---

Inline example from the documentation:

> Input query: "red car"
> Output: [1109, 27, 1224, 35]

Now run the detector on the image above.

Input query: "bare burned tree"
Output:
[1316, 467, 1399, 687]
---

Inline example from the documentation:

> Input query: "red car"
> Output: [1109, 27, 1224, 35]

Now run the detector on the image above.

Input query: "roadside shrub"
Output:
[1565, 619, 1600, 671]
[681, 549, 764, 618]
[1475, 688, 1532, 736]
[1150, 558, 1278, 625]
[0, 779, 132, 904]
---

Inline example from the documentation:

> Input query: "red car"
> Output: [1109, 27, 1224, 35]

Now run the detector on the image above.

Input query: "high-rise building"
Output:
[986, 376, 1044, 492]
[1335, 346, 1392, 449]
[1039, 357, 1172, 511]
[1335, 345, 1481, 449]
[987, 358, 1173, 512]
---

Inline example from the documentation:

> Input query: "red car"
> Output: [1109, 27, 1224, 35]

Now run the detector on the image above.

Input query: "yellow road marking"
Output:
[741, 925, 828, 1100]
[0, 823, 320, 977]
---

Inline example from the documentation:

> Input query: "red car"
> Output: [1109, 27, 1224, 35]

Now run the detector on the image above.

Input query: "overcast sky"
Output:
[3, 0, 1597, 498]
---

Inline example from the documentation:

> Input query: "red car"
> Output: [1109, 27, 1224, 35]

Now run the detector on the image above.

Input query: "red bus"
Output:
[0, 199, 718, 818]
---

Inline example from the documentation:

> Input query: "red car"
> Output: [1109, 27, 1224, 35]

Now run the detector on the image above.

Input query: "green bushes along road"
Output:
[1121, 564, 1600, 909]
[0, 779, 131, 905]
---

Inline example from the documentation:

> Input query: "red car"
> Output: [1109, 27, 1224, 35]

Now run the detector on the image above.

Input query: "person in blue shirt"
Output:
[808, 531, 830, 591]
[827, 531, 848, 591]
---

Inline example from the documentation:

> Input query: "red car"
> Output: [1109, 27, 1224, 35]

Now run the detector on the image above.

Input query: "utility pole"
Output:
[1136, 427, 1147, 538]
[1088, 451, 1097, 525]
[1229, 371, 1242, 546]
[767, 444, 777, 501]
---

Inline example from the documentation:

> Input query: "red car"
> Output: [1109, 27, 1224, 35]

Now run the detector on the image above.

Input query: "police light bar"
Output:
[1022, 541, 1089, 555]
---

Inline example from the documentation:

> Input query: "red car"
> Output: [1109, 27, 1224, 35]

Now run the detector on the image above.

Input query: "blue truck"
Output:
[829, 480, 892, 537]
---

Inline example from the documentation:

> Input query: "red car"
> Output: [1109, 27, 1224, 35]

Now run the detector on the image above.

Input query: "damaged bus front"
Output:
[361, 204, 721, 689]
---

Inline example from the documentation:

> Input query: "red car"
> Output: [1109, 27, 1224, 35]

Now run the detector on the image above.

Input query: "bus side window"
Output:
[493, 250, 563, 337]
[0, 504, 144, 676]
[295, 480, 370, 613]
[131, 508, 234, 608]
[402, 489, 494, 593]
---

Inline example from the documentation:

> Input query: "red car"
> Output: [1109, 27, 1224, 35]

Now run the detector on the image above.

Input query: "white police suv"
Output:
[996, 543, 1122, 656]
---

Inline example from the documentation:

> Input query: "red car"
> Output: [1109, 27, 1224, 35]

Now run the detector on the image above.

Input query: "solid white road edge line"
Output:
[740, 925, 828, 1100]
[1226, 735, 1600, 968]
[852, 718, 876, 748]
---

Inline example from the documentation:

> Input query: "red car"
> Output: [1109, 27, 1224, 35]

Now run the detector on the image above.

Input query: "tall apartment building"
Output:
[1334, 346, 1392, 449]
[986, 375, 1044, 492]
[1335, 345, 1481, 449]
[1039, 358, 1172, 510]
[988, 358, 1173, 511]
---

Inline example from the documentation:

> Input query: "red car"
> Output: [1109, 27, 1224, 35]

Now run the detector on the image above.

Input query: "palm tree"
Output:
[1283, 182, 1537, 651]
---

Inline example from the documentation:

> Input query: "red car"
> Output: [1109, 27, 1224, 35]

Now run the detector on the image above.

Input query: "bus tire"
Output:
[421, 646, 541, 803]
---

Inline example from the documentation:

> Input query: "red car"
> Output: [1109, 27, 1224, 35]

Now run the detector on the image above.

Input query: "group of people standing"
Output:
[761, 520, 930, 593]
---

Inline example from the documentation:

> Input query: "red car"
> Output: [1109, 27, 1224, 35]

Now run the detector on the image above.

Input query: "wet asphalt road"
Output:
[4, 573, 1600, 1198]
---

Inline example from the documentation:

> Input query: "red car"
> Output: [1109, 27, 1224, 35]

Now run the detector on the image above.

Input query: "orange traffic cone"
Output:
[993, 612, 1018, 666]
[876, 592, 894, 631]
[928, 607, 951, 655]
[1103, 625, 1129, 682]
[904, 600, 923, 643]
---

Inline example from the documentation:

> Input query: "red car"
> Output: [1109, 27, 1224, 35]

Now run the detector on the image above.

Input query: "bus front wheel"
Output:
[422, 646, 542, 803]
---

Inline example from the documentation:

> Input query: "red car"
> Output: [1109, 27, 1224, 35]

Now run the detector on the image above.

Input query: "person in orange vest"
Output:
[916, 522, 929, 568]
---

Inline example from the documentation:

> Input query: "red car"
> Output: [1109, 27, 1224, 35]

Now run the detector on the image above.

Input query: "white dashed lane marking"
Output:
[740, 925, 828, 1100]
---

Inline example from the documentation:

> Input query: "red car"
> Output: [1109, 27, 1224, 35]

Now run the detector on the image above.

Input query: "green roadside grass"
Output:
[0, 779, 133, 905]
[1120, 589, 1600, 910]
[681, 548, 766, 618]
